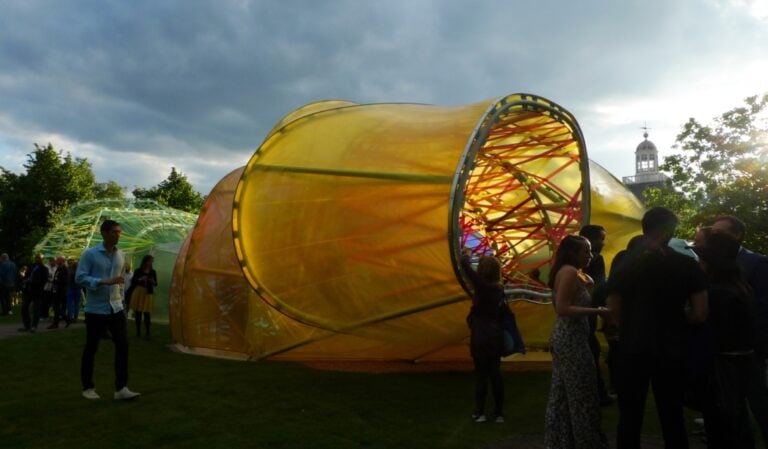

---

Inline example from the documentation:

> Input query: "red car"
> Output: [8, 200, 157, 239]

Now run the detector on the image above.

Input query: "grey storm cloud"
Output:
[1, 0, 767, 192]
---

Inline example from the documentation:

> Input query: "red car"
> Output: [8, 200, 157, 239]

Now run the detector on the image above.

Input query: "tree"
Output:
[132, 167, 204, 213]
[94, 180, 125, 199]
[0, 143, 125, 260]
[645, 94, 768, 253]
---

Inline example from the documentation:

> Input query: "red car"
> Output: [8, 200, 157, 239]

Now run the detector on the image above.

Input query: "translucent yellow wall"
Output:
[233, 102, 490, 335]
[588, 160, 644, 264]
[170, 167, 332, 359]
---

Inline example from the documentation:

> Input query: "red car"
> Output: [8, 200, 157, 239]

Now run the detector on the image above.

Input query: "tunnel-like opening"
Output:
[452, 94, 589, 292]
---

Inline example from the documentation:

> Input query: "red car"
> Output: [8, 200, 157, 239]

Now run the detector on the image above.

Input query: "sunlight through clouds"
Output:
[731, 0, 768, 20]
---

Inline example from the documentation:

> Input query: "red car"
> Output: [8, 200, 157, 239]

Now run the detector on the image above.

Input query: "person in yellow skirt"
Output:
[127, 255, 157, 338]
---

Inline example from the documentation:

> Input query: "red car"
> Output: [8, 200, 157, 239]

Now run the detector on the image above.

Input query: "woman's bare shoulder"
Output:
[556, 265, 578, 277]
[554, 264, 578, 287]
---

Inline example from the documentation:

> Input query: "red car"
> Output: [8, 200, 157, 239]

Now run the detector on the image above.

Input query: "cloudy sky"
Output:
[1, 0, 767, 195]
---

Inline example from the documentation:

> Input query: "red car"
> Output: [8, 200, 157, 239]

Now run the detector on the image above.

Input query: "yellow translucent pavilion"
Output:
[170, 94, 643, 361]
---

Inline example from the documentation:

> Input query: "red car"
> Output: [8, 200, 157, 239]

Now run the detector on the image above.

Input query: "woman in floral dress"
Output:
[544, 235, 609, 449]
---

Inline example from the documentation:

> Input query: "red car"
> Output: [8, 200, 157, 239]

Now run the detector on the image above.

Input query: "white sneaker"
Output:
[473, 414, 487, 423]
[82, 388, 100, 400]
[693, 417, 704, 427]
[114, 387, 141, 400]
[494, 415, 505, 423]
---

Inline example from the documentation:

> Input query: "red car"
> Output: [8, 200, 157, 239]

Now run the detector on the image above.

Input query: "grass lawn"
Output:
[0, 307, 671, 449]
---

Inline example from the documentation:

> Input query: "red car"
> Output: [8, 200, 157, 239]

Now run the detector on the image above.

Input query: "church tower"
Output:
[635, 131, 659, 174]
[622, 128, 669, 202]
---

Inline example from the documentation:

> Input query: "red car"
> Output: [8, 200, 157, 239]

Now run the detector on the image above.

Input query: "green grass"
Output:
[0, 305, 671, 449]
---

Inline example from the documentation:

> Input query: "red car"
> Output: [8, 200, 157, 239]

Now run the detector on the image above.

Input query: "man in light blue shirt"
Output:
[76, 219, 140, 401]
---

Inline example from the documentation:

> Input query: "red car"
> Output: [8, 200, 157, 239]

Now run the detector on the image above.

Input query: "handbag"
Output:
[500, 299, 526, 356]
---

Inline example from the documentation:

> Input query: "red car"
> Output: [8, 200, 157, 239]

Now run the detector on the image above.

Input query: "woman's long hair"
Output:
[477, 256, 502, 284]
[138, 254, 154, 272]
[548, 235, 589, 289]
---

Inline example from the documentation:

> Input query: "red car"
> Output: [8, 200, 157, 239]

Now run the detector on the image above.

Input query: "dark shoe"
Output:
[46, 323, 59, 329]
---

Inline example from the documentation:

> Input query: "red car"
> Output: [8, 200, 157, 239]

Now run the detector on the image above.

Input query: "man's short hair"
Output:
[714, 215, 746, 240]
[579, 224, 605, 241]
[641, 207, 678, 238]
[100, 219, 120, 233]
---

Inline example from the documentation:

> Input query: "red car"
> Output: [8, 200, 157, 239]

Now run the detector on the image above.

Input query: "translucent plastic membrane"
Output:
[170, 95, 643, 362]
[35, 199, 196, 322]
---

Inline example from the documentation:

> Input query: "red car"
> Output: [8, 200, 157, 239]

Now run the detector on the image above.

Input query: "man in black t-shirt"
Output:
[607, 207, 708, 449]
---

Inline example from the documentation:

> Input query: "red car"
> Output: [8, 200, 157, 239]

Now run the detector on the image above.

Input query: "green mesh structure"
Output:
[34, 199, 197, 322]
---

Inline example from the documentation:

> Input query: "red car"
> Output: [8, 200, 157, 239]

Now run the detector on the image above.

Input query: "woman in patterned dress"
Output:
[544, 235, 609, 449]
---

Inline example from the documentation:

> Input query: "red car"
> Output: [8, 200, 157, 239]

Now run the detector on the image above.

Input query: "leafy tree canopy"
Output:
[0, 143, 125, 261]
[132, 167, 204, 214]
[645, 94, 768, 253]
[94, 180, 125, 199]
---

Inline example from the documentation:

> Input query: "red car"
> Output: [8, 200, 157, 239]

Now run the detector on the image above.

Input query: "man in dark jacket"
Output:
[48, 256, 70, 328]
[18, 253, 49, 332]
[0, 253, 17, 315]
[580, 224, 614, 405]
[712, 215, 768, 447]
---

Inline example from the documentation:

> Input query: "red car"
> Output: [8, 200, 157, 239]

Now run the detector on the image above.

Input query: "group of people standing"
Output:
[12, 247, 158, 338]
[461, 207, 768, 449]
[16, 254, 81, 331]
[3, 219, 158, 401]
[545, 208, 767, 449]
